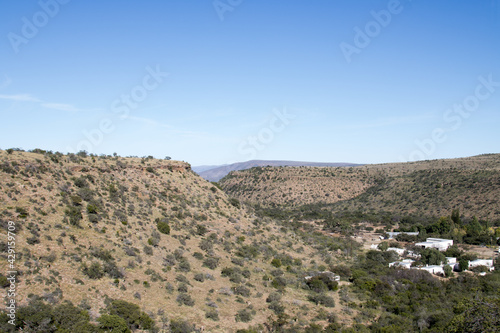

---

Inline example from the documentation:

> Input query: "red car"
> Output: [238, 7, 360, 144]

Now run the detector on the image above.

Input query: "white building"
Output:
[386, 232, 419, 239]
[446, 257, 457, 264]
[417, 265, 444, 275]
[389, 259, 414, 269]
[415, 238, 453, 251]
[469, 259, 495, 271]
[387, 247, 405, 256]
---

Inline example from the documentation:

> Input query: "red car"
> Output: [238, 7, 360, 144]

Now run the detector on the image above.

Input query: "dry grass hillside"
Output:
[0, 150, 360, 332]
[220, 154, 500, 221]
[221, 166, 376, 207]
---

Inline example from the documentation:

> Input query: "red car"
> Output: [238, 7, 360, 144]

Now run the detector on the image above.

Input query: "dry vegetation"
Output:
[0, 150, 362, 332]
[220, 154, 500, 221]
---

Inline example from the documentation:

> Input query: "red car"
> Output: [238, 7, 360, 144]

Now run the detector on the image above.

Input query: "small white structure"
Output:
[386, 232, 419, 239]
[446, 257, 457, 264]
[387, 247, 405, 256]
[304, 271, 341, 282]
[469, 259, 495, 271]
[418, 265, 444, 275]
[389, 259, 414, 269]
[415, 238, 453, 251]
[406, 250, 421, 259]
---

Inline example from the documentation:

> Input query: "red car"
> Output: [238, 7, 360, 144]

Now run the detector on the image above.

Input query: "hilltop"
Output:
[219, 154, 500, 221]
[193, 160, 360, 182]
[0, 149, 359, 332]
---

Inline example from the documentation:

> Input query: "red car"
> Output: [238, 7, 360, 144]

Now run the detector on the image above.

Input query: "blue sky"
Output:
[0, 0, 499, 166]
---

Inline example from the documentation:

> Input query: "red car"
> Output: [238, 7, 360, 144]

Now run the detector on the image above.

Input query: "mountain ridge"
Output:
[193, 160, 361, 182]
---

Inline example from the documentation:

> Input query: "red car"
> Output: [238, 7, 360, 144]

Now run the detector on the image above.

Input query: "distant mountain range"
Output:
[192, 160, 361, 181]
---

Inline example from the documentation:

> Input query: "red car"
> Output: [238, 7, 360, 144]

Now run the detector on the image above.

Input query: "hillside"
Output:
[193, 160, 360, 182]
[0, 150, 359, 332]
[219, 154, 500, 221]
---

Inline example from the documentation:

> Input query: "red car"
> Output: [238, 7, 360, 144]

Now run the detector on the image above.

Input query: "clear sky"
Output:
[1, 0, 499, 166]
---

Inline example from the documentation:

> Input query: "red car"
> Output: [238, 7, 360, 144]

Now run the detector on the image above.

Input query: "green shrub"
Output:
[235, 308, 253, 322]
[107, 300, 153, 330]
[203, 257, 219, 270]
[271, 258, 282, 268]
[229, 198, 241, 209]
[65, 206, 82, 227]
[156, 219, 170, 234]
[98, 314, 130, 333]
[15, 207, 29, 218]
[308, 294, 335, 307]
[81, 262, 104, 279]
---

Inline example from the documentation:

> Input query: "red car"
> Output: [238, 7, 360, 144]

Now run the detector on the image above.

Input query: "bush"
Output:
[143, 245, 153, 256]
[98, 314, 130, 333]
[236, 245, 259, 259]
[203, 257, 219, 270]
[81, 262, 104, 279]
[308, 294, 335, 307]
[176, 293, 195, 306]
[156, 219, 170, 235]
[170, 319, 195, 333]
[177, 258, 191, 272]
[271, 258, 282, 268]
[229, 198, 240, 208]
[266, 292, 282, 303]
[235, 308, 253, 322]
[65, 206, 82, 226]
[233, 285, 251, 297]
[107, 300, 154, 330]
[271, 277, 287, 289]
[268, 301, 285, 314]
[194, 273, 205, 282]
[205, 309, 219, 321]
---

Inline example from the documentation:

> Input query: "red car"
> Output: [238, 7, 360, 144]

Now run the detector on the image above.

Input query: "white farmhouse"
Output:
[468, 259, 495, 271]
[415, 238, 453, 251]
[417, 265, 445, 275]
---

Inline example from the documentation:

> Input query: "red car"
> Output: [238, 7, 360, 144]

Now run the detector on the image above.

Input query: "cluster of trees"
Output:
[0, 298, 154, 333]
[397, 209, 500, 246]
[345, 249, 500, 332]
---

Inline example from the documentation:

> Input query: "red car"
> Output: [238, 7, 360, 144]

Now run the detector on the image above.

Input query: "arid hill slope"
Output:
[0, 150, 354, 331]
[219, 154, 500, 221]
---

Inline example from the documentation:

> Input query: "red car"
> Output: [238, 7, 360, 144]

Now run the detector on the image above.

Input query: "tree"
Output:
[458, 259, 469, 272]
[448, 298, 500, 332]
[420, 248, 446, 266]
[451, 209, 461, 226]
[444, 264, 453, 277]
[156, 218, 170, 234]
[378, 242, 389, 251]
[98, 315, 130, 333]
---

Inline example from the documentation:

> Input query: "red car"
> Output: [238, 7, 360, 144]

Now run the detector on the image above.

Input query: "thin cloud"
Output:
[0, 94, 40, 102]
[0, 93, 99, 113]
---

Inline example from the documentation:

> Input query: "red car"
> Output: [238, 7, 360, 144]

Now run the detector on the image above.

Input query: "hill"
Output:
[193, 160, 360, 182]
[0, 149, 359, 332]
[219, 154, 500, 221]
